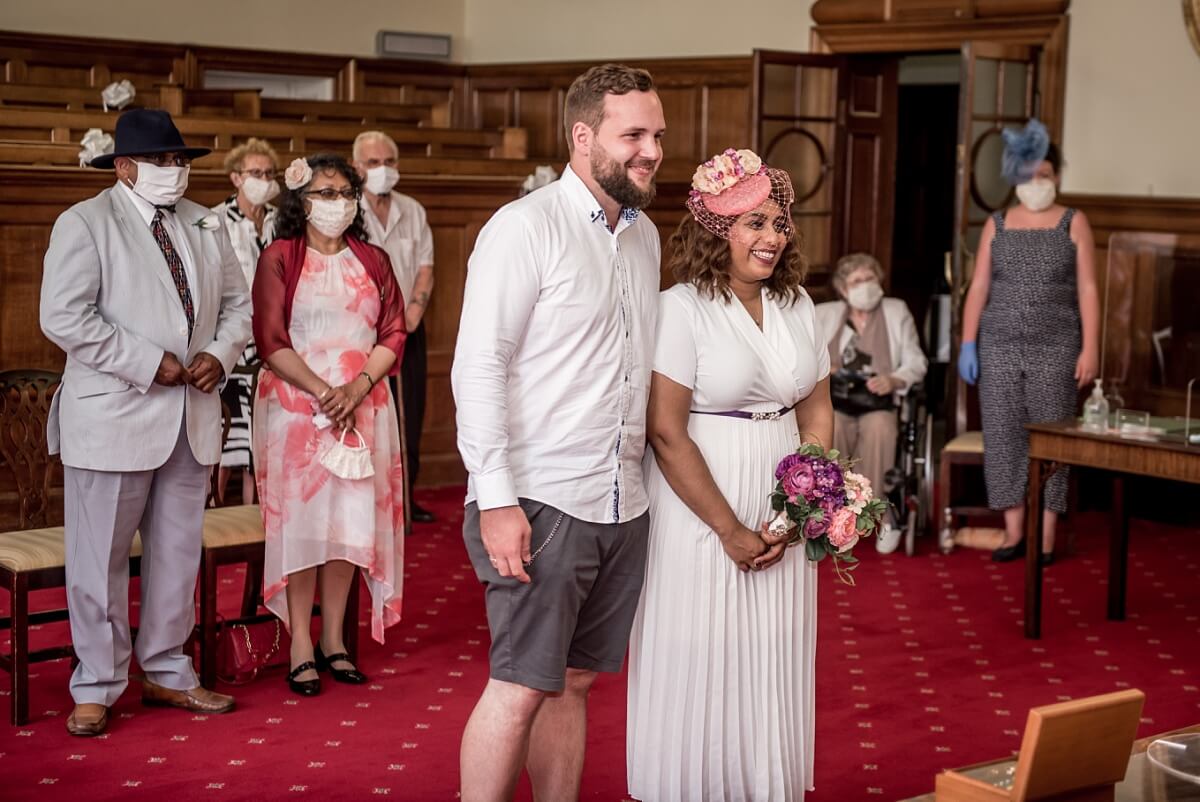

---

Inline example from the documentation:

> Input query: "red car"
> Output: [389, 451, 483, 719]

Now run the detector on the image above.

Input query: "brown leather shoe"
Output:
[141, 679, 235, 714]
[66, 703, 108, 736]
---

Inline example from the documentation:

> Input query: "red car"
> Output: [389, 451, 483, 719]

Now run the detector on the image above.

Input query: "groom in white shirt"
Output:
[452, 64, 666, 801]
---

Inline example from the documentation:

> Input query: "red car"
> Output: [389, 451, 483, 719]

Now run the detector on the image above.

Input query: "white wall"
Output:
[0, 0, 464, 59]
[1060, 1, 1200, 197]
[458, 0, 815, 63]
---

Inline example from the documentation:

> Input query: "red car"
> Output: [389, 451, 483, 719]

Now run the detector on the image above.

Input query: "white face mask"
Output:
[130, 162, 189, 207]
[847, 280, 884, 312]
[306, 197, 358, 238]
[1016, 178, 1056, 212]
[240, 175, 280, 207]
[364, 165, 400, 196]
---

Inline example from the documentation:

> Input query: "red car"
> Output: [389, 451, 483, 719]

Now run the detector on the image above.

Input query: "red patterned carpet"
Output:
[2, 486, 1198, 801]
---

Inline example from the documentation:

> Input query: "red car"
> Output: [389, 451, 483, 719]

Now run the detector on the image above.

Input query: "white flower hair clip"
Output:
[284, 158, 313, 190]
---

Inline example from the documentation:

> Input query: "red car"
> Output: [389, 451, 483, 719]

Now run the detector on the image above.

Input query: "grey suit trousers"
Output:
[64, 418, 207, 705]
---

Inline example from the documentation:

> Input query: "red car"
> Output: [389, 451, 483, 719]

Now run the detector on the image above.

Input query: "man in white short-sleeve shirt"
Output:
[352, 131, 437, 522]
[452, 64, 666, 801]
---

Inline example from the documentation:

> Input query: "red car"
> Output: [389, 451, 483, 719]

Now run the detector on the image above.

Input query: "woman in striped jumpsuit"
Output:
[958, 138, 1100, 564]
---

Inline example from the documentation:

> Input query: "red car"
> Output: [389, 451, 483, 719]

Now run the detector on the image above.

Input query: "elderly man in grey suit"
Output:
[39, 109, 253, 736]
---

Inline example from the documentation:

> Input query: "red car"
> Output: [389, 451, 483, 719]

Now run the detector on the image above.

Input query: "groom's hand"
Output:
[480, 505, 533, 584]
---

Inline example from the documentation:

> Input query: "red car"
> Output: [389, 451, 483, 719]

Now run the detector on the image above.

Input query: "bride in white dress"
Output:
[627, 150, 833, 802]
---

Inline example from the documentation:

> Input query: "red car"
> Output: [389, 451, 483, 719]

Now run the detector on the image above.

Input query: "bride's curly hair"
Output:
[667, 216, 809, 303]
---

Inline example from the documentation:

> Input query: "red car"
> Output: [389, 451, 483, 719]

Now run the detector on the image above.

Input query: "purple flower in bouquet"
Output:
[774, 453, 805, 480]
[803, 516, 829, 539]
[818, 495, 842, 523]
[814, 459, 843, 490]
[781, 461, 817, 498]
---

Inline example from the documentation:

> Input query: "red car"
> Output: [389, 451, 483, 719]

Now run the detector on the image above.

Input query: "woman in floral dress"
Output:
[252, 153, 407, 696]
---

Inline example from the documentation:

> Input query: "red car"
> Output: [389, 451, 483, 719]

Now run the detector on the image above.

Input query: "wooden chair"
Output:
[193, 367, 367, 688]
[935, 430, 991, 553]
[0, 369, 144, 725]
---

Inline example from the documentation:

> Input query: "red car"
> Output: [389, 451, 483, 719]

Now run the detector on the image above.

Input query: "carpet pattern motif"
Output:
[1, 488, 1196, 801]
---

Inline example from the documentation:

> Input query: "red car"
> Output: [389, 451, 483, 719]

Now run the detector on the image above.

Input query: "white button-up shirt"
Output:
[117, 179, 199, 303]
[452, 165, 661, 524]
[359, 190, 434, 305]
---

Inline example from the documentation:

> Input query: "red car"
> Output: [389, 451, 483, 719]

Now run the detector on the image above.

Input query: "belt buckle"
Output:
[751, 410, 781, 421]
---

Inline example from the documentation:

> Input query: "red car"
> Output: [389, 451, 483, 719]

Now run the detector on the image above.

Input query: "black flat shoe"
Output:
[411, 503, 435, 524]
[991, 539, 1026, 562]
[287, 661, 321, 696]
[1040, 551, 1056, 567]
[315, 644, 368, 684]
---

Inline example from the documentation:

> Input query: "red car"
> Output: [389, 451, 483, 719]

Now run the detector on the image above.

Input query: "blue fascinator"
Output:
[1000, 119, 1049, 185]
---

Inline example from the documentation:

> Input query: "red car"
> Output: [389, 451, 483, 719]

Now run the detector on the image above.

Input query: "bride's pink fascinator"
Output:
[686, 148, 796, 241]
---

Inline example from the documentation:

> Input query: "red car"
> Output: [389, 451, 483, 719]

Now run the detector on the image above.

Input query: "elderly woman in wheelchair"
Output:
[816, 252, 928, 553]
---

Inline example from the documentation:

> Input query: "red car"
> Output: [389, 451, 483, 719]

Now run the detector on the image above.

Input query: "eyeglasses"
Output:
[135, 154, 192, 168]
[239, 168, 276, 180]
[303, 188, 360, 201]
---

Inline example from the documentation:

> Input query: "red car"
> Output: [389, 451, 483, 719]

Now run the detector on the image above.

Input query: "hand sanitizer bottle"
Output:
[1082, 379, 1109, 432]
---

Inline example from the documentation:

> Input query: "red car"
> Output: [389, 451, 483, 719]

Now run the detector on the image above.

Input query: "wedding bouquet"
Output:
[766, 443, 888, 585]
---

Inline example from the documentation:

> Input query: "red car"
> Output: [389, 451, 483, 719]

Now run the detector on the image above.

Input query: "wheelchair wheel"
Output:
[904, 409, 935, 556]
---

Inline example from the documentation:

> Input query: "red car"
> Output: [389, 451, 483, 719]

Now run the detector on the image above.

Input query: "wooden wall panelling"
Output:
[0, 31, 185, 89]
[463, 57, 754, 165]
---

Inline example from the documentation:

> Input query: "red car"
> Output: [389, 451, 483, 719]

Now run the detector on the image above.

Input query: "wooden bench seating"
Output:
[258, 97, 450, 128]
[0, 107, 526, 161]
[0, 143, 546, 180]
[1, 84, 450, 128]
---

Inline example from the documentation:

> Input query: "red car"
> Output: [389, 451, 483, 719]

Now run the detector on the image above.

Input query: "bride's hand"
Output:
[718, 525, 768, 572]
[753, 525, 789, 571]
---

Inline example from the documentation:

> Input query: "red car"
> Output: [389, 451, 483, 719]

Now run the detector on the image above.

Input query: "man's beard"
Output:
[591, 143, 657, 210]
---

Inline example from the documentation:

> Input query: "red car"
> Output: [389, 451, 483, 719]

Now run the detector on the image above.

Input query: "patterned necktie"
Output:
[150, 208, 195, 336]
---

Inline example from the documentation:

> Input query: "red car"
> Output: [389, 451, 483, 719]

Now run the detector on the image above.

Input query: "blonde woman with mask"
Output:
[212, 138, 280, 504]
[958, 120, 1100, 566]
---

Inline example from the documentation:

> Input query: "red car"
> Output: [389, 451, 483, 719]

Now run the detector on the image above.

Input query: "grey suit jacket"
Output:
[40, 185, 253, 471]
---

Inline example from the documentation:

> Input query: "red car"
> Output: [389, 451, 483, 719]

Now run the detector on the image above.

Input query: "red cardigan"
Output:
[252, 236, 407, 373]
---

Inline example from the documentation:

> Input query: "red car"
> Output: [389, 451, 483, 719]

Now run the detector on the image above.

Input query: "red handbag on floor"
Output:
[217, 618, 289, 685]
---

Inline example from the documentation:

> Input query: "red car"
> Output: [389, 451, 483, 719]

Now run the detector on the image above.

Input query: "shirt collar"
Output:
[360, 191, 401, 235]
[559, 164, 641, 232]
[116, 179, 157, 226]
[223, 194, 245, 220]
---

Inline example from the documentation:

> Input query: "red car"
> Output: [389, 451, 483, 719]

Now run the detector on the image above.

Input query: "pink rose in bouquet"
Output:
[781, 462, 816, 498]
[826, 508, 860, 553]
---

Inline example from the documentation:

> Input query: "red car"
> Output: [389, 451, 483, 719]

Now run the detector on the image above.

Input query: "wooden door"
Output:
[950, 41, 1040, 434]
[752, 50, 847, 292]
[841, 57, 898, 283]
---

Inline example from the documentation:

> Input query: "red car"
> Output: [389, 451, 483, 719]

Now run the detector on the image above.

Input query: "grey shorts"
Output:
[463, 498, 649, 692]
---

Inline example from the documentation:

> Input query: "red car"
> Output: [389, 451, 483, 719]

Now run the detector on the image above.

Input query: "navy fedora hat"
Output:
[89, 108, 211, 169]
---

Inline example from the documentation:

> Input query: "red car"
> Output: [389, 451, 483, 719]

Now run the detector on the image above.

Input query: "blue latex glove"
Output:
[958, 341, 979, 386]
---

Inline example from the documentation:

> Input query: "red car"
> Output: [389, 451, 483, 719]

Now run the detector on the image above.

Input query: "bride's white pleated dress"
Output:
[627, 282, 829, 802]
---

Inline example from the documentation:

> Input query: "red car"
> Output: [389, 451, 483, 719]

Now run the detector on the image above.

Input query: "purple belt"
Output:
[690, 403, 796, 421]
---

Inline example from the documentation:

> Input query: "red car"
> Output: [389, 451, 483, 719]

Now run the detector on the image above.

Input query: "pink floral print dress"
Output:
[253, 246, 405, 642]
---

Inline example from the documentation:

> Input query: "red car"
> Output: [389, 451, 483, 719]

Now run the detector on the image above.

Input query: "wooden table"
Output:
[1024, 421, 1200, 639]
